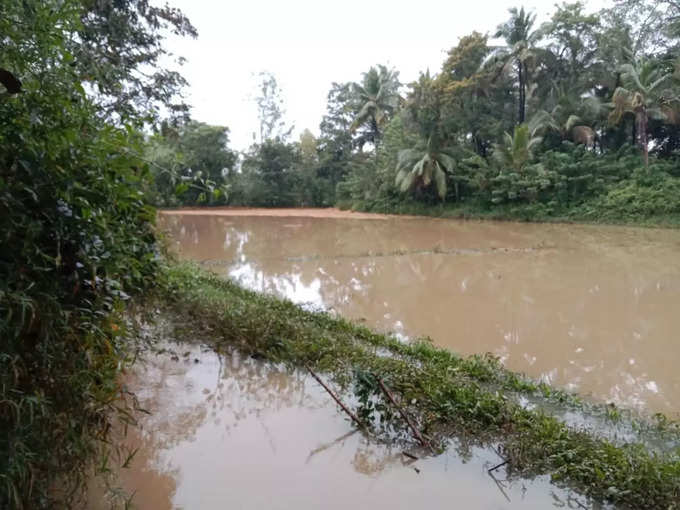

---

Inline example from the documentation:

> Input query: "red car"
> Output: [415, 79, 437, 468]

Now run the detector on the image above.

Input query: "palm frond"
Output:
[527, 135, 543, 151]
[437, 152, 457, 173]
[564, 115, 582, 133]
[396, 149, 422, 170]
[433, 162, 447, 199]
[609, 87, 633, 124]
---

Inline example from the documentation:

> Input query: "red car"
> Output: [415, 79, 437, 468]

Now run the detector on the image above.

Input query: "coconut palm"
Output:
[493, 7, 545, 124]
[532, 92, 605, 147]
[609, 54, 675, 167]
[395, 137, 456, 200]
[350, 65, 401, 150]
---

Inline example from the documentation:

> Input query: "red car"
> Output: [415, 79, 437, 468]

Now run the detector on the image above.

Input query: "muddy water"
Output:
[90, 343, 597, 509]
[159, 212, 680, 417]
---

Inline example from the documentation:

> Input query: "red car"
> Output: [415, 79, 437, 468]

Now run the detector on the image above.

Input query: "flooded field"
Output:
[93, 209, 680, 509]
[90, 342, 598, 510]
[159, 210, 680, 417]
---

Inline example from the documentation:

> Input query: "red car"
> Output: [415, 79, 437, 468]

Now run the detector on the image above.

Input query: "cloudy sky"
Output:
[165, 0, 611, 151]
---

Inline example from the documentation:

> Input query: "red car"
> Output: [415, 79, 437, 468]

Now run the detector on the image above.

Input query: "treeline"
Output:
[149, 1, 680, 224]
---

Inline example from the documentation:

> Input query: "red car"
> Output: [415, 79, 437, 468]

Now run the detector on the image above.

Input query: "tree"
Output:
[254, 72, 293, 143]
[438, 32, 510, 157]
[350, 65, 401, 151]
[317, 82, 355, 196]
[299, 129, 318, 163]
[533, 91, 604, 147]
[239, 140, 300, 206]
[147, 122, 236, 205]
[72, 0, 197, 122]
[609, 55, 676, 166]
[296, 129, 331, 206]
[395, 140, 456, 200]
[493, 7, 545, 124]
[539, 2, 600, 92]
[1, 1, 193, 506]
[395, 73, 459, 200]
[603, 0, 679, 57]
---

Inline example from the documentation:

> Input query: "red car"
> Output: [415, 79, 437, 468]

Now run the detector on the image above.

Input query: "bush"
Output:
[1, 2, 160, 506]
[594, 171, 680, 218]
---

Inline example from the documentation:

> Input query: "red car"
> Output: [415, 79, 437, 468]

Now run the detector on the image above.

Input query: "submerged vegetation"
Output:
[158, 263, 680, 510]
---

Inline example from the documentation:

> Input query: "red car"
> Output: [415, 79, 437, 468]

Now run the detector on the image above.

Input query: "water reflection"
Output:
[159, 213, 680, 416]
[90, 342, 601, 509]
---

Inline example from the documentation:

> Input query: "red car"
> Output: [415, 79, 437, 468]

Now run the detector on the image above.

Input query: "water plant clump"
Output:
[155, 262, 680, 510]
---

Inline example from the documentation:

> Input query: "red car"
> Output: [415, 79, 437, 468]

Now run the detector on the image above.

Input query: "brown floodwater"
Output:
[158, 210, 680, 417]
[89, 342, 601, 509]
[86, 210, 680, 508]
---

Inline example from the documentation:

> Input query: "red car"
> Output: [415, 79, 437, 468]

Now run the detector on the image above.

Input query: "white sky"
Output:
[165, 0, 611, 151]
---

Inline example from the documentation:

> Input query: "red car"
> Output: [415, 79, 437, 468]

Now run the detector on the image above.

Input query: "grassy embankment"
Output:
[156, 262, 680, 510]
[339, 198, 680, 228]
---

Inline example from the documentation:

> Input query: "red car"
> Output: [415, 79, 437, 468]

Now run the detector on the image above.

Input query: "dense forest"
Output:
[148, 1, 680, 224]
[2, 0, 680, 508]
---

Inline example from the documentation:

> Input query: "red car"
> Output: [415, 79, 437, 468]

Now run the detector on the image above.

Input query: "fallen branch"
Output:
[488, 470, 512, 503]
[488, 460, 509, 473]
[401, 451, 418, 461]
[306, 365, 368, 431]
[373, 374, 434, 453]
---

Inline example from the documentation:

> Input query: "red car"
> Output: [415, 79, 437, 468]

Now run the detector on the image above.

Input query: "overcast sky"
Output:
[165, 0, 611, 151]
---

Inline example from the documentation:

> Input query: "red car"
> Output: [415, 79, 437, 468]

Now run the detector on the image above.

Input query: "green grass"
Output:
[340, 198, 680, 229]
[156, 262, 680, 509]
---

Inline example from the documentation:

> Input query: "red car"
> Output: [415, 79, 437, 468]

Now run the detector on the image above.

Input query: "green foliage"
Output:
[493, 6, 544, 124]
[608, 54, 677, 165]
[0, 0, 191, 506]
[576, 169, 680, 221]
[146, 121, 236, 206]
[350, 65, 401, 151]
[336, 114, 418, 210]
[317, 82, 355, 202]
[231, 139, 302, 207]
[395, 146, 455, 200]
[72, 0, 197, 122]
[324, 3, 680, 225]
[493, 123, 543, 173]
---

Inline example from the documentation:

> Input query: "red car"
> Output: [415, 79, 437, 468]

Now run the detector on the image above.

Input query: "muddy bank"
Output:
[159, 207, 399, 220]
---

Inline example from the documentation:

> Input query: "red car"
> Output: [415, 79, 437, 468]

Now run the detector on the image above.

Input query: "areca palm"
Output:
[609, 55, 676, 167]
[351, 65, 401, 150]
[395, 137, 456, 200]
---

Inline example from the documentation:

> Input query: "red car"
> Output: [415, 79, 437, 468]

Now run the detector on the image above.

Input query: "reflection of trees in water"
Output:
[100, 343, 319, 508]
[114, 337, 441, 509]
[134, 347, 312, 454]
[350, 442, 403, 476]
